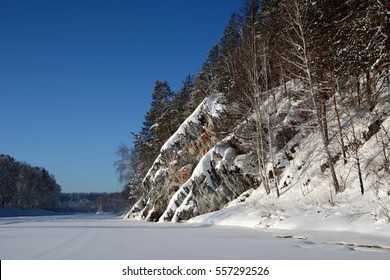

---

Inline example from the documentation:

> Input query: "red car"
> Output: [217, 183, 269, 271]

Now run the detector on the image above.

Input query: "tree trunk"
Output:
[350, 114, 365, 195]
[366, 70, 374, 110]
[356, 77, 361, 106]
[331, 71, 347, 164]
[279, 58, 289, 98]
[322, 92, 329, 145]
[356, 155, 364, 195]
[317, 105, 342, 193]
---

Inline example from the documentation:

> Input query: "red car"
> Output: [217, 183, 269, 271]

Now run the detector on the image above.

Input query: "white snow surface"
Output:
[1, 213, 390, 260]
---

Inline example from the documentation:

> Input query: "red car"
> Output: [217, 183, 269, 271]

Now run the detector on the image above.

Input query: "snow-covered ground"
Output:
[0, 213, 389, 260]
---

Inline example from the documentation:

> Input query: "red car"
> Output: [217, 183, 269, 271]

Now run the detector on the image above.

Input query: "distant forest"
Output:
[0, 154, 61, 210]
[59, 192, 130, 213]
[0, 154, 130, 213]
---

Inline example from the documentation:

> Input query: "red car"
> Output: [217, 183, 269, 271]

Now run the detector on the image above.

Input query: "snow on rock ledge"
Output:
[125, 94, 256, 222]
[159, 139, 255, 222]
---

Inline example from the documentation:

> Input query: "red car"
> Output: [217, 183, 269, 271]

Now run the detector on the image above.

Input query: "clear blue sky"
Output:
[0, 0, 243, 193]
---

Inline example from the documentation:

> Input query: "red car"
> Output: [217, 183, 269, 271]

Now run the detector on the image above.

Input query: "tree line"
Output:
[0, 154, 131, 213]
[59, 192, 130, 214]
[116, 0, 389, 203]
[0, 154, 61, 210]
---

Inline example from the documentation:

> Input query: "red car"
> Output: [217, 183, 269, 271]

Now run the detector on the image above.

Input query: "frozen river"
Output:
[0, 214, 389, 260]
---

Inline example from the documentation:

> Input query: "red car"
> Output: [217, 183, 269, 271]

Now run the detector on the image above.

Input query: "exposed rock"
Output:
[160, 139, 256, 222]
[363, 119, 384, 141]
[177, 164, 193, 183]
[125, 95, 260, 222]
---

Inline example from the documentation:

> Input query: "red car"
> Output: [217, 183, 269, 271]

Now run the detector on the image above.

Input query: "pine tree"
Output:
[194, 43, 223, 103]
[241, 0, 259, 30]
[332, 0, 389, 108]
[0, 155, 61, 209]
[133, 80, 174, 170]
[152, 80, 174, 148]
[221, 13, 241, 59]
[220, 13, 241, 97]
[171, 75, 195, 126]
[0, 155, 18, 207]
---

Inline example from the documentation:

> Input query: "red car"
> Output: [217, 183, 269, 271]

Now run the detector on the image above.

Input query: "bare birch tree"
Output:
[242, 28, 271, 195]
[280, 0, 342, 193]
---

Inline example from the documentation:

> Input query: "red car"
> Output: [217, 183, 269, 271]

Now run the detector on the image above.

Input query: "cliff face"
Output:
[126, 94, 257, 221]
[159, 136, 256, 222]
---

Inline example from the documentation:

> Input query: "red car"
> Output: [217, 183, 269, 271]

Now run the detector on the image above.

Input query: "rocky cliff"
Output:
[125, 94, 259, 221]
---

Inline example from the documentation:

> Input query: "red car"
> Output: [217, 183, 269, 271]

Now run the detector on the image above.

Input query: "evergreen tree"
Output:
[220, 13, 241, 97]
[152, 80, 175, 149]
[171, 75, 195, 126]
[194, 43, 223, 103]
[241, 0, 260, 30]
[332, 0, 389, 108]
[134, 81, 173, 167]
[0, 155, 61, 209]
[150, 80, 174, 122]
[221, 13, 241, 59]
[0, 155, 18, 207]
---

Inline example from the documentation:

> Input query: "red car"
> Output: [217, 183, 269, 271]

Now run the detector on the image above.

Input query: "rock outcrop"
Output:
[125, 94, 257, 221]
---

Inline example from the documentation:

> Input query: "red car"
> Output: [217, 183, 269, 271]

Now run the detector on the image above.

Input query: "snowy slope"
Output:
[126, 77, 390, 245]
[189, 81, 390, 239]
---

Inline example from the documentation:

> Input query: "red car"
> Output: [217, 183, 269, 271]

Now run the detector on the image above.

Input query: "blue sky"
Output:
[0, 0, 243, 193]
